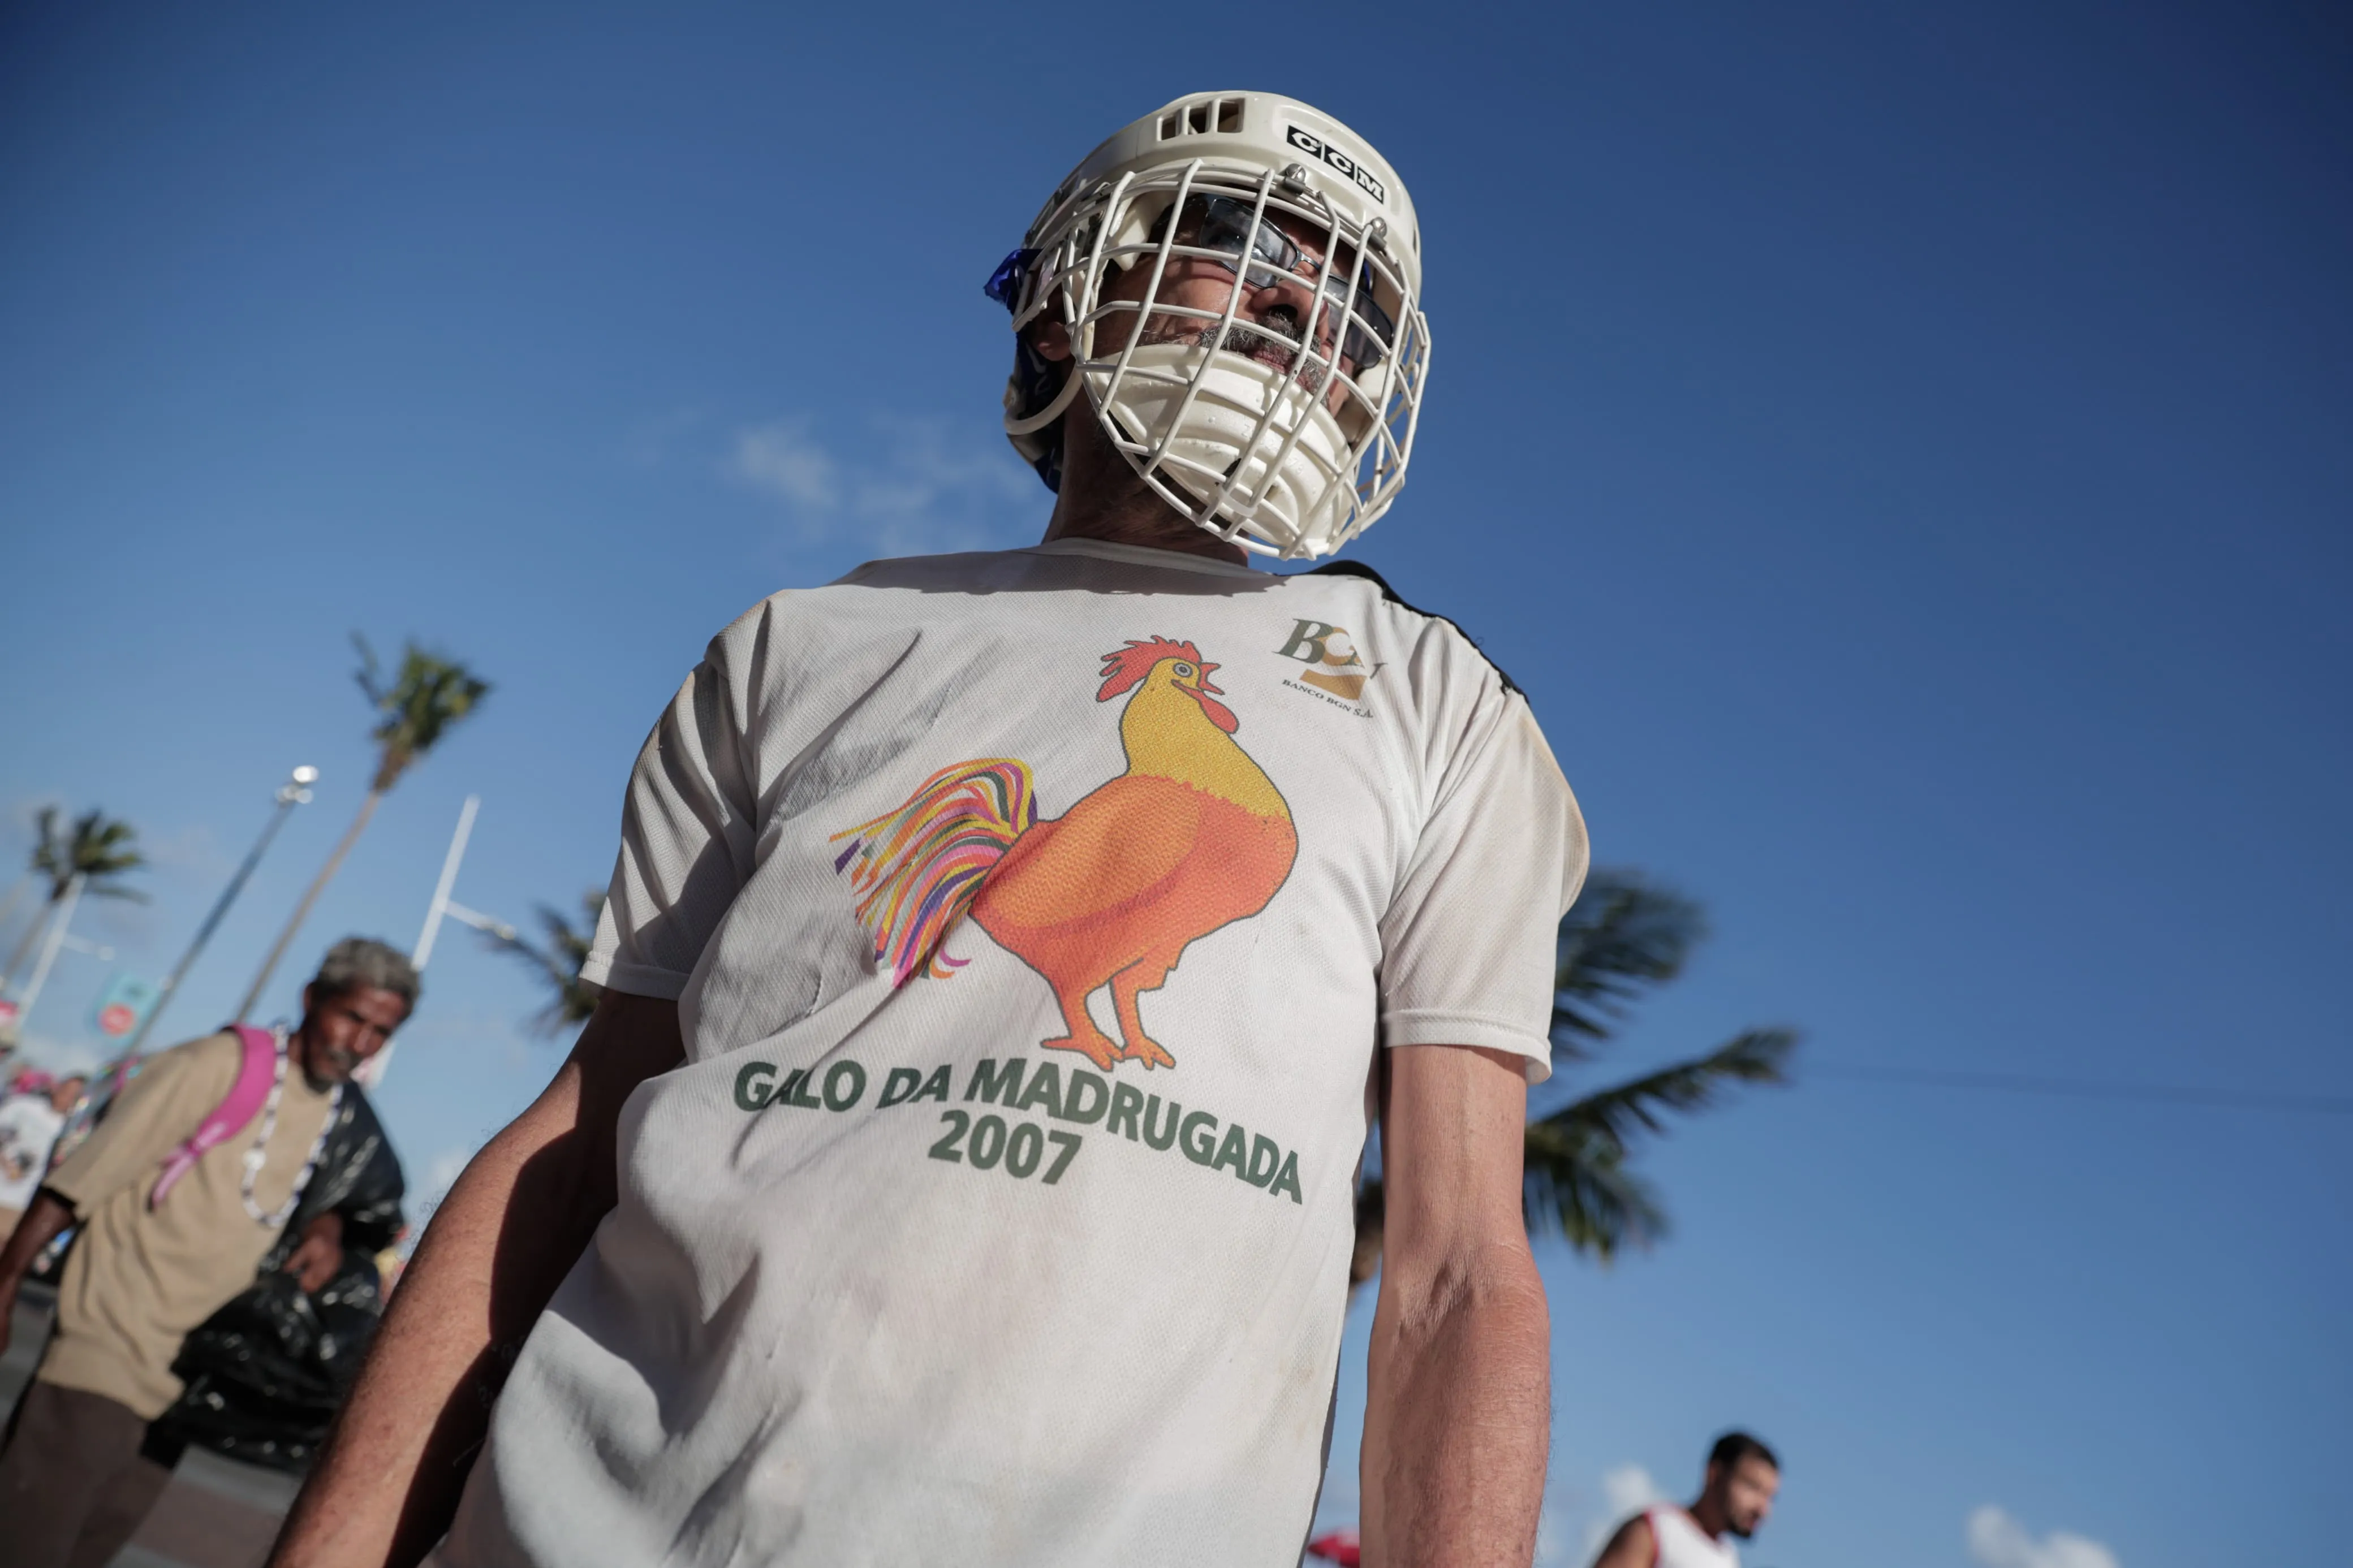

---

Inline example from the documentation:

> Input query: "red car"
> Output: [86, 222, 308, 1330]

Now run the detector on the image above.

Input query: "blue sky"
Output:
[2, 5, 2346, 1566]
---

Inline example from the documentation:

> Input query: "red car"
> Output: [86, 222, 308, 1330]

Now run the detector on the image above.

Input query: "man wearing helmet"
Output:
[272, 92, 1584, 1568]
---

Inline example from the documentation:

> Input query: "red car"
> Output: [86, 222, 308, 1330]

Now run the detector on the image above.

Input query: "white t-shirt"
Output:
[445, 539, 1588, 1568]
[1649, 1505, 1741, 1568]
[0, 1092, 67, 1211]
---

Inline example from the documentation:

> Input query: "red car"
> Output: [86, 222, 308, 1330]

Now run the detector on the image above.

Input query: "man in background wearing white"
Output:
[0, 1073, 85, 1237]
[1589, 1432, 1781, 1568]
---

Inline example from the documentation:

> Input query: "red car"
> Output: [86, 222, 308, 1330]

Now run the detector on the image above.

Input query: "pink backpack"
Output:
[149, 1025, 278, 1209]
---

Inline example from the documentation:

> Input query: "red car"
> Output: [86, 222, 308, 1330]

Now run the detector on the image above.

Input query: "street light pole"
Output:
[119, 766, 318, 1059]
[410, 794, 484, 970]
[361, 795, 511, 1091]
[12, 873, 85, 1034]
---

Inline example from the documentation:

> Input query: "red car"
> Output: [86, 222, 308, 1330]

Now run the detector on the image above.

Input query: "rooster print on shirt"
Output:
[831, 637, 1297, 1073]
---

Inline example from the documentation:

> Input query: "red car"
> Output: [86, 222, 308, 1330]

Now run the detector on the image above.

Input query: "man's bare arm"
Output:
[1588, 1512, 1656, 1568]
[1361, 1044, 1551, 1568]
[0, 1189, 75, 1360]
[268, 990, 683, 1568]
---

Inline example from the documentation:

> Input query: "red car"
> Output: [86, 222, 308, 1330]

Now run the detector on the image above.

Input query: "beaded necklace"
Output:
[241, 1023, 343, 1227]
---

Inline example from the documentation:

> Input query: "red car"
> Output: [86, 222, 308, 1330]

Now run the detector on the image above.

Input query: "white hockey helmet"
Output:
[988, 91, 1429, 560]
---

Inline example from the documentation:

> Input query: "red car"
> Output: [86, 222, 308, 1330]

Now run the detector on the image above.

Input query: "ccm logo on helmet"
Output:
[1283, 125, 1387, 206]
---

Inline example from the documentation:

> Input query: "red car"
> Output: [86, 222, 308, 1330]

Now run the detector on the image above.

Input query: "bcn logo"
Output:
[1283, 124, 1388, 206]
[1275, 617, 1380, 703]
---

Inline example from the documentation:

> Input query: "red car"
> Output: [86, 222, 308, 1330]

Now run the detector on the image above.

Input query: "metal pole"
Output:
[120, 766, 318, 1059]
[0, 875, 30, 943]
[14, 874, 85, 1032]
[363, 795, 486, 1093]
[410, 795, 481, 970]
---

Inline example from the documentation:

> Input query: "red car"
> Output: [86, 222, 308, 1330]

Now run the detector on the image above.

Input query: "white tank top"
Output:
[1648, 1506, 1739, 1568]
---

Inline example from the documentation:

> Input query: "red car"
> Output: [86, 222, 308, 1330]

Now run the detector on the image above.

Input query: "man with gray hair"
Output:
[0, 937, 417, 1568]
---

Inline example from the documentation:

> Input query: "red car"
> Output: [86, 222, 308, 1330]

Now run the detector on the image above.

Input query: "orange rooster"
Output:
[831, 637, 1296, 1071]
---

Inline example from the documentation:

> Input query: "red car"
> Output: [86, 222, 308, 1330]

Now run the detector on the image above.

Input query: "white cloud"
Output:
[1601, 1464, 1667, 1519]
[1531, 1496, 1572, 1566]
[1532, 1462, 1667, 1567]
[1581, 1463, 1666, 1556]
[733, 417, 841, 511]
[1968, 1506, 2120, 1568]
[727, 415, 1040, 556]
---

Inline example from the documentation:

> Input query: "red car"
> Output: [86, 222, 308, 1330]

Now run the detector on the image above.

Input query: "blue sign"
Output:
[93, 973, 161, 1039]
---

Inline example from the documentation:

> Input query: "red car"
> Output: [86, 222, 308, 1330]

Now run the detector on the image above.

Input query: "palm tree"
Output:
[482, 892, 605, 1035]
[1350, 871, 1796, 1288]
[1, 807, 146, 994]
[237, 638, 490, 1019]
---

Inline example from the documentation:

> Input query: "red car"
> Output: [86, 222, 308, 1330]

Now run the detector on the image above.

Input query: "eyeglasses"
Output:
[1176, 195, 1398, 372]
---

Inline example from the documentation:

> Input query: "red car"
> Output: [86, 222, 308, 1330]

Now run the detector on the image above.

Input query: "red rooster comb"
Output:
[1097, 636, 1219, 702]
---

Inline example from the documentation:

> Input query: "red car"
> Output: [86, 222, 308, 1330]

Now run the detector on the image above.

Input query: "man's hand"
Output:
[283, 1211, 346, 1294]
[0, 1190, 76, 1363]
[267, 990, 683, 1568]
[1361, 1044, 1550, 1568]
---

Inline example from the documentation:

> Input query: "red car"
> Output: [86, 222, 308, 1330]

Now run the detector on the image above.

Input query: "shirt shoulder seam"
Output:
[1302, 561, 1523, 696]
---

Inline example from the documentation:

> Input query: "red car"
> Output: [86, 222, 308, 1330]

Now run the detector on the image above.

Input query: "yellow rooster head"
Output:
[1098, 636, 1238, 733]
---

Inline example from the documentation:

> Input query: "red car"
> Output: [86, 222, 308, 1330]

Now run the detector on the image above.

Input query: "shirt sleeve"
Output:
[581, 640, 763, 1001]
[1377, 688, 1588, 1084]
[44, 1033, 238, 1213]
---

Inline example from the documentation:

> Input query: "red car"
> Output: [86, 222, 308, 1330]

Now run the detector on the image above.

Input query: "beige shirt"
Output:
[40, 1030, 336, 1419]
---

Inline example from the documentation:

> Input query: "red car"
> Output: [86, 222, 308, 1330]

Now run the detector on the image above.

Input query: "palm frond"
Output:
[1334, 872, 1800, 1286]
[480, 891, 604, 1035]
[1343, 1031, 1797, 1282]
[31, 807, 146, 902]
[1551, 870, 1705, 1059]
[1522, 1117, 1669, 1262]
[354, 635, 492, 792]
[1549, 1028, 1797, 1144]
[1522, 1029, 1794, 1259]
[29, 807, 67, 899]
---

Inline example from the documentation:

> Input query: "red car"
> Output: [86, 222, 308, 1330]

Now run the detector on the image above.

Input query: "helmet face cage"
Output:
[1009, 155, 1429, 560]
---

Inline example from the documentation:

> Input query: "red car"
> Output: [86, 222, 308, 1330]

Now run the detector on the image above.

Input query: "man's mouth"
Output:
[1140, 312, 1340, 394]
[1223, 324, 1300, 371]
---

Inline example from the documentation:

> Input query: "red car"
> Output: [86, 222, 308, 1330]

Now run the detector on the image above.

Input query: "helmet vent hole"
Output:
[1160, 98, 1243, 139]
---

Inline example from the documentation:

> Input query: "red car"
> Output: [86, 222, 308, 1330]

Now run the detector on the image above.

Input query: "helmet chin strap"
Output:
[1005, 355, 1084, 439]
[1088, 345, 1355, 559]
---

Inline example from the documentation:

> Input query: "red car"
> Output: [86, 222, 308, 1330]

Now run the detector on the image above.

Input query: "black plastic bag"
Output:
[153, 1084, 406, 1472]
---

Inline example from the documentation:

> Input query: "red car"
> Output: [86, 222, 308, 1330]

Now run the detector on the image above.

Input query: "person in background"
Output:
[0, 1072, 86, 1236]
[1589, 1432, 1782, 1568]
[0, 938, 417, 1568]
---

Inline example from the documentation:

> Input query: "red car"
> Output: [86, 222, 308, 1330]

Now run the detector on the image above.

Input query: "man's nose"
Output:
[1244, 270, 1313, 318]
[1252, 278, 1346, 350]
[1248, 277, 1339, 345]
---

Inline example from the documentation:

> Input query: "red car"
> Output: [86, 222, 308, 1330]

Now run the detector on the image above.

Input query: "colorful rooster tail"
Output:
[830, 758, 1038, 986]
